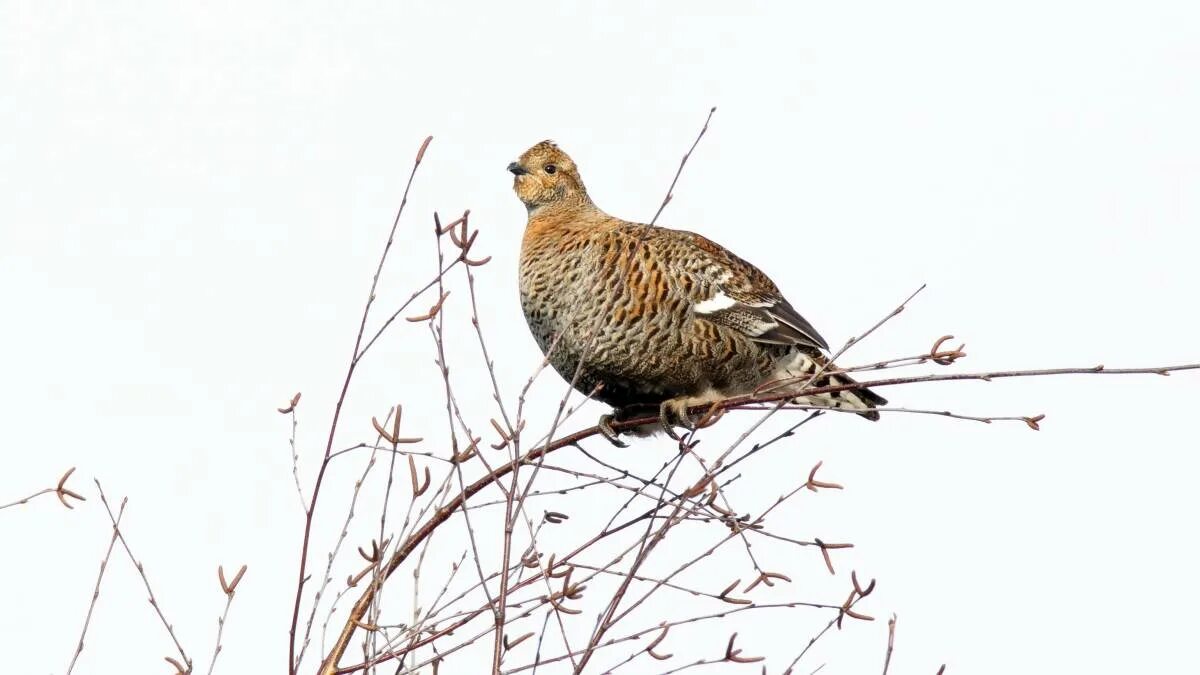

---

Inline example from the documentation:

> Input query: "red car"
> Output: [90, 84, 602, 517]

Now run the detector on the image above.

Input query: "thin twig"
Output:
[1, 466, 86, 512]
[296, 409, 395, 669]
[614, 362, 1200, 435]
[783, 594, 871, 673]
[292, 135, 432, 675]
[286, 403, 307, 510]
[650, 106, 717, 225]
[96, 480, 192, 672]
[883, 614, 897, 675]
[66, 496, 125, 675]
[207, 565, 248, 675]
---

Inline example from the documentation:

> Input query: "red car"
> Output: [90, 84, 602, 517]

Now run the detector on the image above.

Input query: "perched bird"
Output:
[509, 140, 887, 444]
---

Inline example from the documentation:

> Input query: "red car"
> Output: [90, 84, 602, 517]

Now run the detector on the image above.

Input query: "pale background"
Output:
[2, 2, 1198, 673]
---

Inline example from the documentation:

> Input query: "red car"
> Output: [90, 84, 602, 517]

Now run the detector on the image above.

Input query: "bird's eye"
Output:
[544, 164, 557, 174]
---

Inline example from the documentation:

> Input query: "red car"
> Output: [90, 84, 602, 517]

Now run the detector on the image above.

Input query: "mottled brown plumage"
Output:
[509, 140, 886, 442]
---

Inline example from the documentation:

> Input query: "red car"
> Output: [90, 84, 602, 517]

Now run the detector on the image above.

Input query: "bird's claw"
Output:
[658, 399, 695, 440]
[598, 414, 629, 448]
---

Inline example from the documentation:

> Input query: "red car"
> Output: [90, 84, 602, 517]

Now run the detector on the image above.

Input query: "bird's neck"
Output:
[525, 193, 605, 227]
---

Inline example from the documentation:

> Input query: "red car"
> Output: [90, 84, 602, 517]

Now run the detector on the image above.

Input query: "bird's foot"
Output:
[658, 398, 696, 440]
[597, 413, 629, 448]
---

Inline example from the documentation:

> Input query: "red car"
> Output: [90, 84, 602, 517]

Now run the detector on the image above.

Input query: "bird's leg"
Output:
[597, 413, 629, 448]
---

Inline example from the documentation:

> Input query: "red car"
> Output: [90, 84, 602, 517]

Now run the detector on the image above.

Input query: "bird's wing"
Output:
[671, 230, 830, 352]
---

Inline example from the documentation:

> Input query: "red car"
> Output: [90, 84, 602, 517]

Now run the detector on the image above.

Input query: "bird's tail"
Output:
[770, 352, 888, 421]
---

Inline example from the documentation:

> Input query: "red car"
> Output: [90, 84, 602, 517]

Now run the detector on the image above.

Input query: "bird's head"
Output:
[507, 140, 589, 213]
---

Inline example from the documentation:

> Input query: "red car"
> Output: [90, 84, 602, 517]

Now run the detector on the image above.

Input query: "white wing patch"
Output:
[693, 291, 738, 315]
[693, 291, 787, 340]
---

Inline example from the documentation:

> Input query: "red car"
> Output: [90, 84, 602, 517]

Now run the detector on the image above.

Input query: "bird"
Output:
[509, 140, 887, 445]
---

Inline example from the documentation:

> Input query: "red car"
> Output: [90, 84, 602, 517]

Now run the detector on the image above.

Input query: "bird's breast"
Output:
[518, 233, 593, 352]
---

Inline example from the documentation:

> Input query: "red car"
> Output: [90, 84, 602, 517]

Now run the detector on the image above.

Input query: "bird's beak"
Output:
[507, 161, 529, 176]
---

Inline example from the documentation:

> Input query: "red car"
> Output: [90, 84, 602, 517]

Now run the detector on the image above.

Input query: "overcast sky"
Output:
[2, 2, 1198, 674]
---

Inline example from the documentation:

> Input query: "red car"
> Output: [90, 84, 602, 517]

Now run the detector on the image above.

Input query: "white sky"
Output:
[2, 2, 1198, 674]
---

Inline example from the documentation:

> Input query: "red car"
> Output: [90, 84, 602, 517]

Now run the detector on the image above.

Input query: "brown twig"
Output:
[1, 466, 86, 512]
